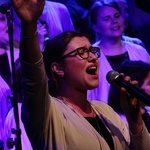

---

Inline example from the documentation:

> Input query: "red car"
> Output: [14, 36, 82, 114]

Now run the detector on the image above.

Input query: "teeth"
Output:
[88, 66, 96, 70]
[111, 26, 119, 30]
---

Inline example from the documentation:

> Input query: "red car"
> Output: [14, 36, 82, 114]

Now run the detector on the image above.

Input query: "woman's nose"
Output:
[111, 17, 117, 24]
[88, 52, 98, 61]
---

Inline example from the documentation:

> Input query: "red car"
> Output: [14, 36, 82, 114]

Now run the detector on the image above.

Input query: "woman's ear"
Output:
[51, 62, 64, 77]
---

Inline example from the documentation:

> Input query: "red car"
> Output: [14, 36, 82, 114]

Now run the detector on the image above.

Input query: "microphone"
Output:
[106, 70, 150, 106]
[0, 2, 11, 14]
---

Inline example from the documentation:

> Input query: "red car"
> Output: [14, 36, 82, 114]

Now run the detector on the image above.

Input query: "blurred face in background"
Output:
[93, 5, 125, 39]
[141, 71, 150, 95]
[0, 13, 9, 46]
[139, 71, 150, 114]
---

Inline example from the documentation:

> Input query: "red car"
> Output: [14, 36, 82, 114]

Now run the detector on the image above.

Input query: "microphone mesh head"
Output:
[106, 70, 119, 83]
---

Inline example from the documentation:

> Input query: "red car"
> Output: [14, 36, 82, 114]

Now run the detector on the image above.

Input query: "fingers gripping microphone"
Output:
[106, 70, 150, 106]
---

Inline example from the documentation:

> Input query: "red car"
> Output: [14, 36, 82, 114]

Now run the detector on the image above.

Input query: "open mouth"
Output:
[111, 26, 120, 31]
[86, 66, 97, 75]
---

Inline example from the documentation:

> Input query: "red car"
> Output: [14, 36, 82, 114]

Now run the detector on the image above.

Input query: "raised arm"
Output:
[12, 0, 45, 62]
[11, 0, 50, 144]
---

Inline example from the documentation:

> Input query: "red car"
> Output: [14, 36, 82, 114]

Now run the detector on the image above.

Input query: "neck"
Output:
[57, 85, 95, 117]
[99, 38, 125, 56]
[58, 89, 87, 109]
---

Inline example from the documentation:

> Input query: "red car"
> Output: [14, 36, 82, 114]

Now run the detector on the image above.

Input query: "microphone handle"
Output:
[115, 77, 150, 106]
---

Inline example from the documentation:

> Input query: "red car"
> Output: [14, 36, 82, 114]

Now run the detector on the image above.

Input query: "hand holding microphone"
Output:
[106, 70, 150, 106]
[107, 70, 146, 133]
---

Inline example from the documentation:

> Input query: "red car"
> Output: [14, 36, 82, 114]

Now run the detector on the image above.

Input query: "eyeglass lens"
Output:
[77, 47, 100, 59]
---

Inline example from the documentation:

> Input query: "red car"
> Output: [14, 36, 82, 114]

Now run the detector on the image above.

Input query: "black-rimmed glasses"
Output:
[58, 46, 100, 60]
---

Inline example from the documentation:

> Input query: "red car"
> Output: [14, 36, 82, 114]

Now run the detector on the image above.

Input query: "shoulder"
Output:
[45, 1, 68, 11]
[90, 101, 130, 141]
[123, 40, 148, 53]
[90, 101, 126, 125]
[90, 101, 118, 117]
[122, 35, 145, 48]
[124, 41, 150, 62]
[42, 1, 70, 19]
